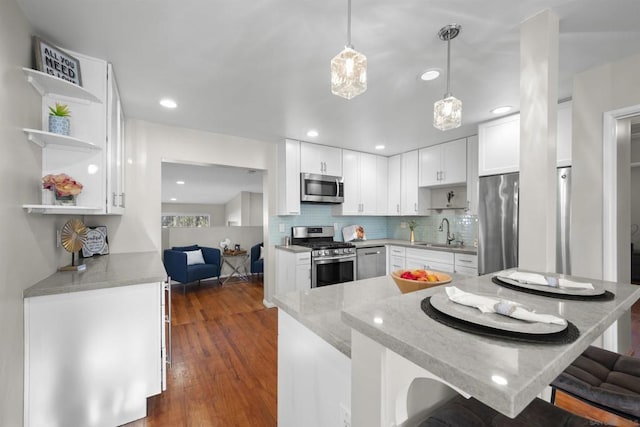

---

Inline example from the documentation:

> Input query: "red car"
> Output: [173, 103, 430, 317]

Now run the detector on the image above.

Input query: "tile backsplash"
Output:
[269, 204, 477, 247]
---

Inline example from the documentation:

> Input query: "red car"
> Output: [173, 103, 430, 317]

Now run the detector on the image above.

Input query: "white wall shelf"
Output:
[23, 128, 101, 151]
[22, 204, 100, 215]
[22, 68, 102, 104]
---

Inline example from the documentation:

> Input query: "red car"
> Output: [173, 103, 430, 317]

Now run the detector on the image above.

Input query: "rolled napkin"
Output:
[501, 271, 594, 290]
[445, 286, 567, 325]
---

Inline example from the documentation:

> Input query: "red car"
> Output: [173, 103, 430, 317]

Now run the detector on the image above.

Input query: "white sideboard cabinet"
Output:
[22, 47, 125, 215]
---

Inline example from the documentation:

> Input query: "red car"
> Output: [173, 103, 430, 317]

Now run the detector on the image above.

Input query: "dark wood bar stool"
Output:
[551, 345, 640, 427]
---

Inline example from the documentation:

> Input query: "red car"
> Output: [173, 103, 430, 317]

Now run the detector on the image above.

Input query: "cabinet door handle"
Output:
[458, 259, 473, 263]
[397, 204, 400, 214]
[112, 192, 117, 207]
[414, 203, 417, 212]
[120, 192, 125, 208]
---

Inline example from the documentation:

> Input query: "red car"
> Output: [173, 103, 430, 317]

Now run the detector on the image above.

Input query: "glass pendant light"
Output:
[331, 0, 367, 100]
[434, 24, 462, 130]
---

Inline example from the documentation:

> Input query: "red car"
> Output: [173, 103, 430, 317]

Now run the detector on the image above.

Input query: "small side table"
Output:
[222, 251, 249, 284]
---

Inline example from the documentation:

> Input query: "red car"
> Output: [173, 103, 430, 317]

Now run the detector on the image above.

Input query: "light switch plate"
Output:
[279, 223, 285, 232]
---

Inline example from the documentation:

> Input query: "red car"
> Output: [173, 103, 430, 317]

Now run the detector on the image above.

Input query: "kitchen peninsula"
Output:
[274, 271, 640, 427]
[23, 252, 167, 427]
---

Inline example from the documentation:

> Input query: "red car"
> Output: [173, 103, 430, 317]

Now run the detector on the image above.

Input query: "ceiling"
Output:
[16, 0, 640, 156]
[161, 162, 263, 205]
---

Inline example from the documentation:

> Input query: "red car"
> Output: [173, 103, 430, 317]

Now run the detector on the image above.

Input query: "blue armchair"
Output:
[163, 245, 222, 287]
[250, 242, 264, 275]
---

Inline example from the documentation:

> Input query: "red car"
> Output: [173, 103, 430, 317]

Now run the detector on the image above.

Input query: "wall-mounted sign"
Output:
[33, 36, 82, 86]
[81, 226, 109, 258]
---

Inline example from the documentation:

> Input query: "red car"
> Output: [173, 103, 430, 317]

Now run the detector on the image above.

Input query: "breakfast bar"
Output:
[274, 270, 640, 426]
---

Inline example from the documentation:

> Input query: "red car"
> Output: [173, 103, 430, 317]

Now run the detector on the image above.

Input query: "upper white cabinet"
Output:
[22, 48, 125, 215]
[419, 138, 467, 187]
[334, 150, 382, 215]
[478, 101, 572, 176]
[401, 150, 429, 215]
[387, 154, 401, 216]
[376, 155, 389, 214]
[478, 113, 520, 177]
[300, 142, 342, 176]
[106, 64, 125, 214]
[277, 139, 301, 215]
[466, 135, 479, 215]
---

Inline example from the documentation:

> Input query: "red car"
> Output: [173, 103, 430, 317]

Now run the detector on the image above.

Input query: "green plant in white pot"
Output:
[48, 102, 71, 136]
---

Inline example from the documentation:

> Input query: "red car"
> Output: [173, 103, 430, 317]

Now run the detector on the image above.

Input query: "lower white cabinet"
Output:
[24, 282, 164, 427]
[405, 248, 455, 273]
[276, 249, 311, 294]
[454, 253, 478, 276]
[388, 245, 406, 273]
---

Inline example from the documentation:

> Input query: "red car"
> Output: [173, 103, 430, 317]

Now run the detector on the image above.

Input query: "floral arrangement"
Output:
[42, 173, 83, 197]
[408, 220, 418, 231]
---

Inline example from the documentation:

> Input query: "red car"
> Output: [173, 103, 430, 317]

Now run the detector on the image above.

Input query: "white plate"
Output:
[495, 276, 604, 296]
[429, 292, 568, 335]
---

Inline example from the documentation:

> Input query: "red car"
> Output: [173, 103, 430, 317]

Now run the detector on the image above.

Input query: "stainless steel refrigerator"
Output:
[478, 167, 571, 275]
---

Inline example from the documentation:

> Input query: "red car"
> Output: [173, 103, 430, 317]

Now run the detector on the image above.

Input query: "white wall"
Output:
[572, 52, 640, 352]
[225, 192, 243, 225]
[97, 119, 277, 299]
[0, 0, 86, 423]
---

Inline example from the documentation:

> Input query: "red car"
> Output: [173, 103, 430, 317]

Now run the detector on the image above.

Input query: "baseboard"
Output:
[262, 299, 276, 309]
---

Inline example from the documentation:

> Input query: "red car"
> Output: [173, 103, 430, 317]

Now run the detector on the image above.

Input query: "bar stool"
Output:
[551, 345, 640, 426]
[416, 394, 606, 426]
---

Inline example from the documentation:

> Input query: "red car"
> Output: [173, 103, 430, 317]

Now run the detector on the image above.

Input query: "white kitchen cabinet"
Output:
[24, 282, 163, 427]
[387, 154, 401, 216]
[376, 156, 389, 214]
[478, 113, 520, 177]
[401, 150, 430, 215]
[466, 134, 479, 215]
[106, 64, 125, 214]
[276, 248, 311, 294]
[300, 142, 342, 176]
[478, 102, 572, 176]
[418, 138, 467, 187]
[277, 139, 301, 215]
[334, 150, 381, 215]
[22, 48, 125, 215]
[388, 245, 406, 274]
[454, 253, 478, 276]
[405, 248, 455, 273]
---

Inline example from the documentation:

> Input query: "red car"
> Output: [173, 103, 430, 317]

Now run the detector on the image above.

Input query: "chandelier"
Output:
[331, 0, 367, 100]
[434, 24, 462, 130]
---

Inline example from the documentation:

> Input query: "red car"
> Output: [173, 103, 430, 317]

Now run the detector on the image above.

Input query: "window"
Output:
[161, 214, 210, 228]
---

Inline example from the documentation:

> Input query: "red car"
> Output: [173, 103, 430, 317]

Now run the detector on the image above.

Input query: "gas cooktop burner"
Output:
[299, 241, 355, 250]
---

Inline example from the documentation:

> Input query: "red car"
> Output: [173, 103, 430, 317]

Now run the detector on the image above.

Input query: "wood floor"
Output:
[125, 276, 278, 427]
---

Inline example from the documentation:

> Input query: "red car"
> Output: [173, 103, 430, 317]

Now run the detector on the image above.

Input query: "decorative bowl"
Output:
[391, 269, 452, 293]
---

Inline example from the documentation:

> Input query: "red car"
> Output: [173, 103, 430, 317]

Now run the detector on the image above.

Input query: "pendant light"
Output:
[331, 0, 367, 100]
[433, 24, 462, 130]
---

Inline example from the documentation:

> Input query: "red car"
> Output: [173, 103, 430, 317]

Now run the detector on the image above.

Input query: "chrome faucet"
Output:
[438, 218, 455, 245]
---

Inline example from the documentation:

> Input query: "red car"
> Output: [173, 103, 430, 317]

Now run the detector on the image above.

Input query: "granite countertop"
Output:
[24, 251, 167, 298]
[273, 273, 467, 357]
[341, 270, 640, 418]
[275, 239, 477, 255]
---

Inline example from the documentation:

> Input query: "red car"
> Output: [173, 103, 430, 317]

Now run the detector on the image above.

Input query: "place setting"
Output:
[421, 286, 580, 344]
[491, 270, 614, 301]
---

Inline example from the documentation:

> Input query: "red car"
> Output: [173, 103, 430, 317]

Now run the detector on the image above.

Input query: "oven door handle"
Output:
[313, 255, 356, 264]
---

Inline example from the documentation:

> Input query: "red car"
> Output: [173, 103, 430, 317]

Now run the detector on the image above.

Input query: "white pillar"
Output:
[519, 10, 559, 272]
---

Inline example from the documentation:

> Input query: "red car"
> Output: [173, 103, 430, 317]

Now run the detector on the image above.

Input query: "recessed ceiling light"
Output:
[176, 180, 185, 185]
[170, 197, 177, 201]
[160, 98, 177, 109]
[307, 129, 319, 137]
[375, 145, 385, 150]
[490, 106, 512, 115]
[419, 68, 441, 81]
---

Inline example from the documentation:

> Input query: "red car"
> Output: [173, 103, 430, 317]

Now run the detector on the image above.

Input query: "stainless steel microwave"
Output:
[300, 173, 344, 203]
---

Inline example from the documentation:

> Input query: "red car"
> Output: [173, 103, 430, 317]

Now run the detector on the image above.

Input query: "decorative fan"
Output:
[59, 219, 87, 271]
[219, 238, 231, 250]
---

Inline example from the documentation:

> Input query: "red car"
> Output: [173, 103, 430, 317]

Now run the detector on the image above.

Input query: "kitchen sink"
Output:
[416, 242, 465, 249]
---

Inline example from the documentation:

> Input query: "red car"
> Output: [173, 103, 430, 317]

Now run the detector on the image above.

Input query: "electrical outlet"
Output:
[334, 223, 339, 231]
[56, 228, 61, 247]
[339, 404, 351, 427]
[400, 221, 407, 229]
[279, 223, 285, 232]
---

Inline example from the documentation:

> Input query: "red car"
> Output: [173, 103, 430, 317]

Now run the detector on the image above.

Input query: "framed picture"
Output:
[33, 36, 82, 86]
[81, 226, 109, 258]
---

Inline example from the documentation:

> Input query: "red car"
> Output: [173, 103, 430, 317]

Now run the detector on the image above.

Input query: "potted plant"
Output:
[408, 220, 418, 243]
[42, 173, 83, 205]
[48, 102, 71, 135]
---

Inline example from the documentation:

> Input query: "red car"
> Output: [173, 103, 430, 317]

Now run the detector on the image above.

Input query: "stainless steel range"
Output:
[291, 226, 356, 288]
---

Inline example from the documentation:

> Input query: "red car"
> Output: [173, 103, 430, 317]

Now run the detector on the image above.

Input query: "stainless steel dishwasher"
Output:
[356, 246, 387, 280]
